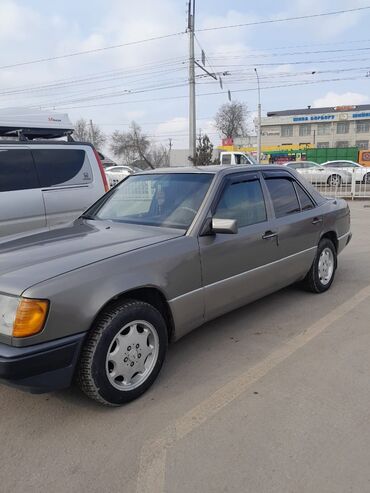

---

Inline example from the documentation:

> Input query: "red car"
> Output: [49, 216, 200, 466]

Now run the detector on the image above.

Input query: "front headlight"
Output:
[0, 294, 19, 336]
[0, 294, 49, 338]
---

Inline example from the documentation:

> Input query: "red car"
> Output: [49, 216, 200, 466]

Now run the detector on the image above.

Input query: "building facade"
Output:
[261, 104, 370, 150]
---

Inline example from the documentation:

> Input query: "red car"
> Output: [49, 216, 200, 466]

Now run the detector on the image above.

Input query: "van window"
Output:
[214, 179, 267, 227]
[221, 154, 231, 165]
[0, 149, 39, 192]
[32, 149, 92, 187]
[266, 178, 300, 217]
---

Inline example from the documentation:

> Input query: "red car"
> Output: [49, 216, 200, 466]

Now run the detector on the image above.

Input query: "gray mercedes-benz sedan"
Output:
[0, 166, 351, 405]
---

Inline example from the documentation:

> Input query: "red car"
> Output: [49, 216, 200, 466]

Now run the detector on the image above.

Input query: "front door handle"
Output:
[262, 230, 278, 240]
[312, 217, 323, 225]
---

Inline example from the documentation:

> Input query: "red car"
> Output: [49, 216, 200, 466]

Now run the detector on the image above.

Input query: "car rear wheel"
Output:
[363, 172, 370, 184]
[302, 238, 337, 293]
[327, 174, 342, 187]
[77, 300, 168, 406]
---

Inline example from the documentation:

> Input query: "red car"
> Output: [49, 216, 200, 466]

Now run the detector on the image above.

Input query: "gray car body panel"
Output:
[0, 166, 351, 348]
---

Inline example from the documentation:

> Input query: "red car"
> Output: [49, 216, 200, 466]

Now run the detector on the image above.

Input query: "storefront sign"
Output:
[293, 115, 335, 122]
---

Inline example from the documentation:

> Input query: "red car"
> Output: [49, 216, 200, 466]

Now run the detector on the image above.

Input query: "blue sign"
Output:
[352, 112, 370, 118]
[293, 115, 335, 122]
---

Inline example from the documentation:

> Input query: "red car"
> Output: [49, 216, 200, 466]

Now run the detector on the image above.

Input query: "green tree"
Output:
[191, 133, 214, 166]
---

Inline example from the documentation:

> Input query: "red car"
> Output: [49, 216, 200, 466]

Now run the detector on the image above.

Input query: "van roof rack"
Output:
[0, 108, 74, 140]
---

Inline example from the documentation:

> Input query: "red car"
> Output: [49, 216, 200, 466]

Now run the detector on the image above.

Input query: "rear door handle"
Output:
[312, 217, 323, 225]
[262, 230, 278, 240]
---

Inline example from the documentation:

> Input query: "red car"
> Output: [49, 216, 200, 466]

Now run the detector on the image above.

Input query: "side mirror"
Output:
[212, 218, 238, 234]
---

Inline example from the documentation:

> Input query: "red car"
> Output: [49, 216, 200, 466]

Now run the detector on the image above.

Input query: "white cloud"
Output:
[313, 91, 369, 108]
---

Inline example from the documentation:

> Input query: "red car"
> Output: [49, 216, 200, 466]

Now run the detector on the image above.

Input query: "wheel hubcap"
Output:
[105, 320, 159, 391]
[318, 248, 334, 285]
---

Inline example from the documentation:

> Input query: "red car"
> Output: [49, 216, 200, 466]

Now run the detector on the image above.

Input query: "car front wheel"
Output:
[302, 238, 337, 293]
[77, 300, 168, 405]
[363, 172, 370, 185]
[327, 174, 342, 187]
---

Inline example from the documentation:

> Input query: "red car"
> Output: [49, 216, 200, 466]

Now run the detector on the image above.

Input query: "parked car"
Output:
[284, 161, 352, 187]
[97, 152, 117, 169]
[321, 160, 370, 184]
[105, 165, 134, 187]
[0, 166, 351, 405]
[0, 141, 109, 237]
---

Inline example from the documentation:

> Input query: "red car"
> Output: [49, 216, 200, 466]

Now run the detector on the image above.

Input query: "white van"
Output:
[219, 151, 257, 166]
[0, 141, 109, 237]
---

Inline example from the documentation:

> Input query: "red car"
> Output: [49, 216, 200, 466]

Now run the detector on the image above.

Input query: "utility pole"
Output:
[89, 119, 95, 147]
[168, 138, 172, 166]
[188, 0, 196, 163]
[254, 68, 262, 162]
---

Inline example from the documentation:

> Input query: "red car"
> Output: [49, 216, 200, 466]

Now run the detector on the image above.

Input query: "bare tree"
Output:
[110, 122, 169, 169]
[73, 118, 106, 150]
[215, 101, 248, 139]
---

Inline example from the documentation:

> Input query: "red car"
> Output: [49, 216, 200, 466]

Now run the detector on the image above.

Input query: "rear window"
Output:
[0, 149, 39, 192]
[32, 149, 92, 187]
[294, 183, 315, 211]
[266, 178, 300, 218]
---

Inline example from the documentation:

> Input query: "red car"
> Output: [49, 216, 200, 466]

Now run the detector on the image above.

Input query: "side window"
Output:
[221, 154, 231, 165]
[32, 149, 92, 187]
[294, 183, 315, 211]
[214, 179, 267, 228]
[266, 178, 300, 218]
[0, 149, 39, 192]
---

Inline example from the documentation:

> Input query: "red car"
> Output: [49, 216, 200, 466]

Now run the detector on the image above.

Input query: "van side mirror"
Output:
[211, 218, 238, 234]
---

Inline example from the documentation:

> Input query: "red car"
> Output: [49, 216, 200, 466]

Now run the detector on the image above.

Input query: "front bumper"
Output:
[0, 333, 85, 394]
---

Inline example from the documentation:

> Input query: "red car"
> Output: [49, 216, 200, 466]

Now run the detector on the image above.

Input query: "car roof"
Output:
[323, 160, 358, 164]
[0, 140, 94, 147]
[136, 165, 281, 176]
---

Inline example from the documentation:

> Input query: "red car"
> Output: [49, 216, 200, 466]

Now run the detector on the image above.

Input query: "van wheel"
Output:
[302, 238, 337, 293]
[77, 300, 168, 406]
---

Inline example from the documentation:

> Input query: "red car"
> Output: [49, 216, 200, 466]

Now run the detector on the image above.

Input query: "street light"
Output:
[254, 68, 261, 163]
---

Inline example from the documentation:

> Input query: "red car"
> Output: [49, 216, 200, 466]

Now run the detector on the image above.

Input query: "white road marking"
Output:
[136, 284, 370, 493]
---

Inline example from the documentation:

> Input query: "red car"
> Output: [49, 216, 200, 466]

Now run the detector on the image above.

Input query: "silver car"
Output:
[0, 166, 351, 405]
[0, 141, 109, 237]
[322, 160, 370, 184]
[284, 161, 352, 187]
[105, 165, 134, 188]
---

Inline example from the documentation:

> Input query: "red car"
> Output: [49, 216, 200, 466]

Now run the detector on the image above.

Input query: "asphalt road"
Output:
[1, 201, 370, 493]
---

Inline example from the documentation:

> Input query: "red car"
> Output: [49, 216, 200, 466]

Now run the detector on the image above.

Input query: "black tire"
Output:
[302, 238, 337, 293]
[327, 174, 341, 187]
[77, 300, 168, 406]
[363, 173, 370, 185]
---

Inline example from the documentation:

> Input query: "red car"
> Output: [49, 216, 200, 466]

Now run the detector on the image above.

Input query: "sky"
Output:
[1, 0, 370, 154]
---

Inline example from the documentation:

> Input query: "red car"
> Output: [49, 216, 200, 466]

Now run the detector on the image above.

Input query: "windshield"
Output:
[88, 173, 213, 229]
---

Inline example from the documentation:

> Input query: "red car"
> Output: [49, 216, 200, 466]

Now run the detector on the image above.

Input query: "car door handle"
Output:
[312, 217, 323, 225]
[262, 230, 278, 240]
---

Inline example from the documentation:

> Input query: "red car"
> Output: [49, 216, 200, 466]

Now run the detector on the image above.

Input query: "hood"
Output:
[0, 219, 183, 295]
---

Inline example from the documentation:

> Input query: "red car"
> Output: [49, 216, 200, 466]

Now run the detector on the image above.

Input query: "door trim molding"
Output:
[169, 245, 317, 303]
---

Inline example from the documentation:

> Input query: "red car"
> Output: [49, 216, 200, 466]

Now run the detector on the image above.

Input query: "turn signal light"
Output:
[13, 299, 49, 338]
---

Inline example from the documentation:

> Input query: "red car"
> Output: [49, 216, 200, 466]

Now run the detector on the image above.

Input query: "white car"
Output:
[105, 165, 134, 187]
[322, 160, 370, 184]
[284, 161, 351, 187]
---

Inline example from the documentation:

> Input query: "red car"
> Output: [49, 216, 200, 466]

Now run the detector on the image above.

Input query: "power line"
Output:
[0, 31, 185, 71]
[43, 72, 369, 111]
[196, 6, 370, 32]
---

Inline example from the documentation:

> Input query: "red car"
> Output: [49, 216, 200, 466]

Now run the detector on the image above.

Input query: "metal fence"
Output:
[303, 169, 370, 199]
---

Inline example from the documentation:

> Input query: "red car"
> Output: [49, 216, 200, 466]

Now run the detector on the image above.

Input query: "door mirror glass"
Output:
[212, 218, 238, 234]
